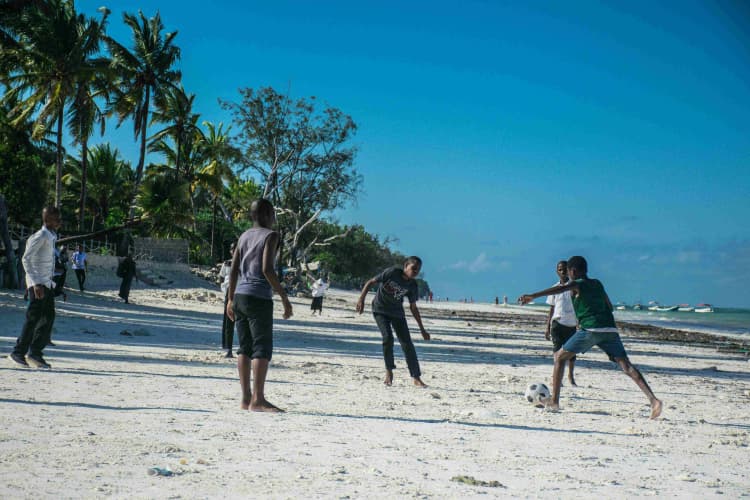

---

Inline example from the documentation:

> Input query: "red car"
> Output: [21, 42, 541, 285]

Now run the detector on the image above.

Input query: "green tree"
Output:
[62, 143, 134, 230]
[0, 96, 53, 225]
[67, 8, 112, 230]
[221, 87, 361, 267]
[105, 10, 181, 216]
[1, 1, 111, 208]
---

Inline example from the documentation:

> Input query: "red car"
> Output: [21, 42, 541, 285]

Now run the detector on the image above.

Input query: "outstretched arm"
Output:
[409, 302, 430, 340]
[356, 278, 378, 314]
[518, 281, 578, 304]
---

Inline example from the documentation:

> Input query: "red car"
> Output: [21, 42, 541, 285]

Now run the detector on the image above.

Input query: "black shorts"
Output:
[233, 294, 274, 359]
[311, 296, 323, 311]
[550, 320, 577, 353]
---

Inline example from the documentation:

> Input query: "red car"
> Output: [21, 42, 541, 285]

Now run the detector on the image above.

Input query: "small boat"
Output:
[647, 301, 660, 311]
[677, 304, 694, 312]
[655, 305, 679, 312]
[632, 303, 643, 310]
[615, 305, 627, 311]
[694, 303, 714, 313]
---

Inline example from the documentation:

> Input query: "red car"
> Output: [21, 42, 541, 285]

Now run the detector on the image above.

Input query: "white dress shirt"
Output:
[23, 225, 57, 289]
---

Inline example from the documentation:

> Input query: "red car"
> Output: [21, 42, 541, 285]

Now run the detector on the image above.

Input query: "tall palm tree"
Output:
[104, 10, 181, 216]
[0, 1, 111, 208]
[62, 143, 134, 230]
[199, 121, 238, 258]
[68, 8, 112, 230]
[149, 85, 195, 178]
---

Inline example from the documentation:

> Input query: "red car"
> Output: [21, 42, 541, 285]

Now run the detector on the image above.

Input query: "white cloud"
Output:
[447, 253, 511, 274]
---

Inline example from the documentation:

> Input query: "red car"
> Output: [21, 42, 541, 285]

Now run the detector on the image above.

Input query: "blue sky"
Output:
[75, 0, 750, 307]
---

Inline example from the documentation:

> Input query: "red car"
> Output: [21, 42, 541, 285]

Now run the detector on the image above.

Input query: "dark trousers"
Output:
[14, 286, 55, 358]
[222, 291, 235, 350]
[373, 313, 421, 378]
[74, 269, 86, 291]
[119, 275, 133, 301]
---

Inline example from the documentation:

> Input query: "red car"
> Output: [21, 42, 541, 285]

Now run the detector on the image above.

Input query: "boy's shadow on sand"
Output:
[0, 397, 213, 413]
[294, 410, 630, 436]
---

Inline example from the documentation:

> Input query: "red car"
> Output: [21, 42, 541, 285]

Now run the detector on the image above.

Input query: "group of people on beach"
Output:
[9, 201, 661, 419]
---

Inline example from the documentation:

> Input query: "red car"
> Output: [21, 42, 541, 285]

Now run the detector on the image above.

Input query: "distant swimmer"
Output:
[356, 256, 431, 388]
[519, 256, 662, 419]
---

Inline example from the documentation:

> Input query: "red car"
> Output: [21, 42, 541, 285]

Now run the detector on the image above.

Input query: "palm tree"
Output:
[198, 121, 238, 258]
[0, 1, 111, 208]
[68, 8, 112, 230]
[104, 10, 181, 216]
[62, 143, 134, 230]
[149, 85, 195, 178]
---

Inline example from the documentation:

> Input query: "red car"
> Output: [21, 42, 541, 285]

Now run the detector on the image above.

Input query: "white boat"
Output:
[694, 303, 714, 313]
[615, 305, 627, 311]
[655, 305, 679, 312]
[647, 301, 659, 311]
[632, 303, 643, 310]
[677, 304, 694, 312]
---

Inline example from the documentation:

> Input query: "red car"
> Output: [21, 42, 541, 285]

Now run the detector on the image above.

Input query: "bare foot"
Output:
[250, 399, 284, 413]
[240, 392, 252, 410]
[384, 370, 393, 386]
[569, 378, 578, 387]
[413, 378, 428, 388]
[650, 399, 663, 419]
[541, 397, 560, 412]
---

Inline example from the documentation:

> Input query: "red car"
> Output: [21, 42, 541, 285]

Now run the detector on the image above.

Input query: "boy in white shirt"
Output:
[545, 260, 578, 386]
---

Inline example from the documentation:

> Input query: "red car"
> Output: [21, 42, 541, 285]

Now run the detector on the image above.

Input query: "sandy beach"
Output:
[1, 263, 749, 499]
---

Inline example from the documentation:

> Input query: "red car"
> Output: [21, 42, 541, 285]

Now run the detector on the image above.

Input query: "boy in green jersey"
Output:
[519, 256, 662, 419]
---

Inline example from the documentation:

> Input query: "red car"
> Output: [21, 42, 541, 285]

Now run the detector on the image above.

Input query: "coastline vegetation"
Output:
[0, 1, 423, 291]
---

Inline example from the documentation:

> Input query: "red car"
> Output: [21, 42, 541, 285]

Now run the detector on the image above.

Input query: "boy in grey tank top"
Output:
[226, 199, 293, 412]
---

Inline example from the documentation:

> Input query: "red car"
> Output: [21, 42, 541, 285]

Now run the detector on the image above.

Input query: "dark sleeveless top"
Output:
[234, 227, 276, 299]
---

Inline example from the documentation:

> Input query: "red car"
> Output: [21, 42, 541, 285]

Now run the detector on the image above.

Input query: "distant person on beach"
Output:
[219, 242, 237, 357]
[356, 256, 431, 388]
[226, 199, 293, 412]
[71, 244, 88, 292]
[8, 206, 62, 369]
[545, 260, 578, 386]
[52, 245, 67, 302]
[309, 273, 329, 316]
[116, 253, 137, 304]
[519, 256, 662, 419]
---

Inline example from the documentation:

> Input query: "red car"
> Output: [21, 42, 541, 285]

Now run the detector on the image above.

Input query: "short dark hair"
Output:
[404, 256, 422, 267]
[567, 255, 587, 273]
[42, 205, 60, 222]
[250, 199, 274, 222]
[557, 260, 567, 268]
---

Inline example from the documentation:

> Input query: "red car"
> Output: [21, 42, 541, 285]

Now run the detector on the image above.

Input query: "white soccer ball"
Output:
[524, 382, 550, 404]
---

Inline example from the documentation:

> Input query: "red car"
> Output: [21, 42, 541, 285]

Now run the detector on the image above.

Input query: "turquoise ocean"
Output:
[613, 307, 750, 338]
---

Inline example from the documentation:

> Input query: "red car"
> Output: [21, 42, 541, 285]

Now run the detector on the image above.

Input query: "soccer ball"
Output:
[524, 382, 551, 404]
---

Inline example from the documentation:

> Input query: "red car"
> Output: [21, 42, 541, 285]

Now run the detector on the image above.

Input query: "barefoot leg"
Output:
[384, 370, 393, 386]
[567, 356, 577, 386]
[413, 377, 427, 388]
[249, 358, 283, 413]
[616, 357, 662, 418]
[238, 354, 252, 410]
[650, 399, 663, 419]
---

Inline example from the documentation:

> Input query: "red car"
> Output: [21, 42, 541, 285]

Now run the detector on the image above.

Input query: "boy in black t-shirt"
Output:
[356, 256, 431, 387]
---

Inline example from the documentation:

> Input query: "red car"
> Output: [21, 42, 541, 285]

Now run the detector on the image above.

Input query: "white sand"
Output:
[1, 264, 749, 498]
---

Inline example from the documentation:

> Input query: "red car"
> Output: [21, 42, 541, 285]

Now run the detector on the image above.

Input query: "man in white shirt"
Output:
[71, 244, 88, 292]
[545, 260, 578, 386]
[9, 206, 62, 369]
[310, 274, 329, 316]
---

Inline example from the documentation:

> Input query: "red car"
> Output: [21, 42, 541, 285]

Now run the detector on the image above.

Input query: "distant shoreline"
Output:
[415, 303, 750, 354]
